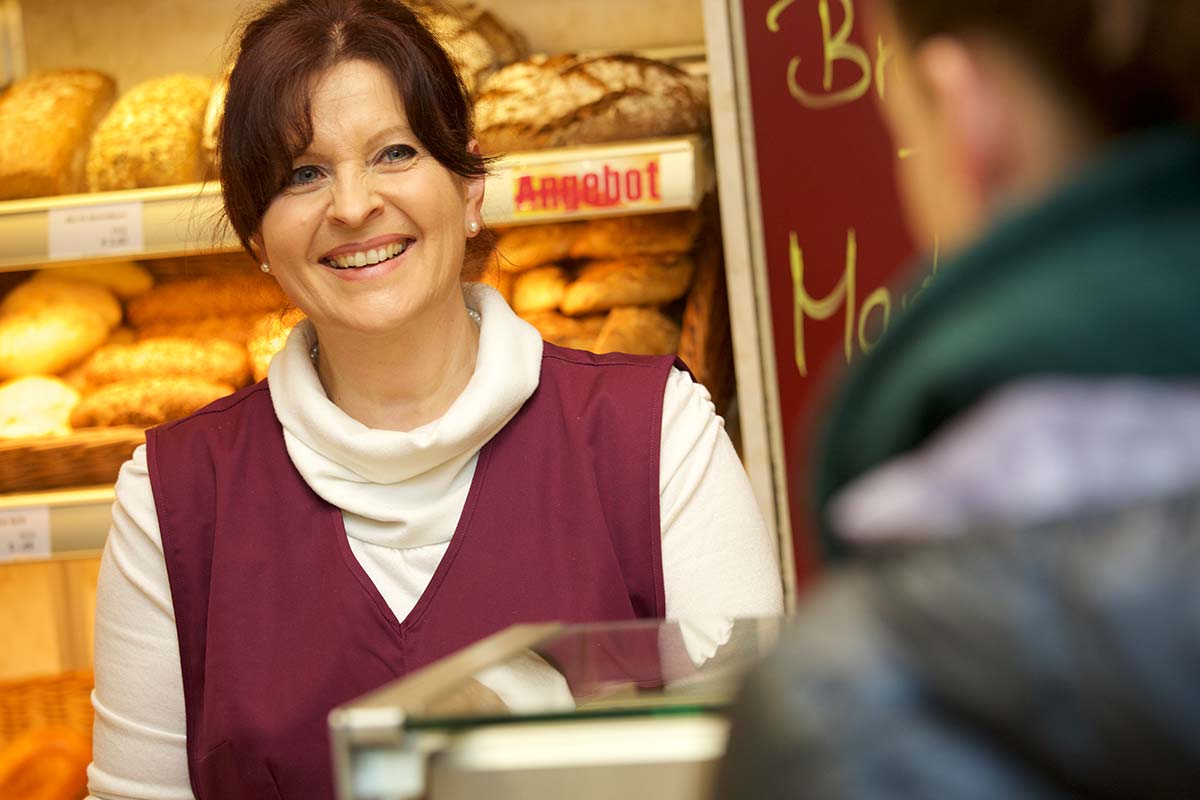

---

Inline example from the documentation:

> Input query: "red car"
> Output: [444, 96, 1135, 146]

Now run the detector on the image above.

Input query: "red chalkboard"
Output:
[740, 0, 918, 581]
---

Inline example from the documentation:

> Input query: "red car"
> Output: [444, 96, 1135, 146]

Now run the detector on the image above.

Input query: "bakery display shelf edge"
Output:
[0, 483, 117, 557]
[0, 136, 713, 270]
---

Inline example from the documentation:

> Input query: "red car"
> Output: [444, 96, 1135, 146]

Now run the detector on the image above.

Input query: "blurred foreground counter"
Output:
[329, 617, 783, 800]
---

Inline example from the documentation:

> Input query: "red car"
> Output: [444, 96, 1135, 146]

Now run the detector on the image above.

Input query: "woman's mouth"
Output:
[320, 239, 411, 269]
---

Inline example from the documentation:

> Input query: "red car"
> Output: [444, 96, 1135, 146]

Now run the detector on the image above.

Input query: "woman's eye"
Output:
[381, 145, 416, 163]
[290, 165, 321, 185]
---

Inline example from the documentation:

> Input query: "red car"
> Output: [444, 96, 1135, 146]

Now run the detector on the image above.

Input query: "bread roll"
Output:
[86, 74, 213, 191]
[570, 211, 701, 260]
[0, 69, 116, 200]
[0, 308, 110, 378]
[0, 726, 91, 800]
[511, 265, 569, 313]
[0, 376, 80, 439]
[496, 222, 582, 272]
[32, 261, 154, 299]
[246, 308, 306, 382]
[560, 255, 695, 316]
[127, 274, 289, 327]
[475, 54, 708, 153]
[70, 376, 234, 428]
[518, 309, 605, 350]
[82, 337, 251, 388]
[2, 278, 122, 330]
[593, 307, 681, 356]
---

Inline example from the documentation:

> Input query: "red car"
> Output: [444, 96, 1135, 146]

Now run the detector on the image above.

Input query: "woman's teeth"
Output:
[325, 240, 408, 269]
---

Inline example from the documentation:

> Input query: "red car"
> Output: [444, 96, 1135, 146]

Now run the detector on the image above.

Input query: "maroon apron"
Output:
[147, 343, 679, 799]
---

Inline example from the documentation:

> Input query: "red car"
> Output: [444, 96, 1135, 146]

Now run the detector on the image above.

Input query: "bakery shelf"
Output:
[0, 136, 713, 271]
[0, 486, 114, 558]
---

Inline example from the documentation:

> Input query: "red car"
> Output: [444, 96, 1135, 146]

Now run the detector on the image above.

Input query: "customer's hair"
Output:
[885, 0, 1200, 136]
[218, 0, 494, 273]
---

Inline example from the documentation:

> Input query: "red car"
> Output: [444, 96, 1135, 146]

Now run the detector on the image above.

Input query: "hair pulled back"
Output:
[218, 0, 493, 270]
[885, 0, 1200, 136]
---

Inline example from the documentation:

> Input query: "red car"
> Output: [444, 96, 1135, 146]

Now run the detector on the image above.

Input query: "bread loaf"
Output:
[0, 308, 110, 378]
[593, 307, 681, 356]
[495, 222, 582, 272]
[0, 376, 80, 439]
[475, 54, 708, 153]
[81, 337, 251, 388]
[511, 265, 569, 313]
[570, 211, 701, 260]
[1, 278, 122, 330]
[560, 255, 695, 316]
[70, 376, 234, 428]
[0, 69, 116, 200]
[246, 308, 306, 382]
[414, 2, 526, 93]
[31, 261, 153, 299]
[518, 309, 605, 350]
[678, 225, 733, 409]
[86, 74, 213, 191]
[127, 274, 289, 327]
[135, 313, 261, 345]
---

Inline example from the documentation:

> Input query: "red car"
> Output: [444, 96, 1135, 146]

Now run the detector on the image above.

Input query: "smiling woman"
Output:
[85, 2, 784, 799]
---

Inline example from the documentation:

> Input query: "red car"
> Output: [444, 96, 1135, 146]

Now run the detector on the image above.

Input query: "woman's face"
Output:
[258, 58, 484, 338]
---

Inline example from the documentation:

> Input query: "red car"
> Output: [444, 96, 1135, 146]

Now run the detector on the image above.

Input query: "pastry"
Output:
[126, 274, 289, 327]
[0, 308, 110, 378]
[593, 306, 681, 356]
[86, 74, 214, 191]
[0, 69, 116, 199]
[0, 726, 91, 800]
[518, 309, 605, 350]
[70, 376, 235, 428]
[495, 223, 582, 272]
[0, 376, 80, 438]
[475, 53, 708, 153]
[569, 211, 702, 259]
[560, 255, 695, 316]
[32, 261, 154, 299]
[246, 308, 306, 382]
[1, 278, 122, 330]
[511, 265, 569, 313]
[81, 337, 251, 388]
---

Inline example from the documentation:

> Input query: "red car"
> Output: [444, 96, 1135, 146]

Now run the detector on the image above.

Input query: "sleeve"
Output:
[87, 445, 196, 800]
[658, 367, 784, 621]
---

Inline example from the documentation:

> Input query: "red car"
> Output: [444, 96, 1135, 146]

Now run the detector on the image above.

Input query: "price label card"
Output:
[48, 202, 145, 260]
[0, 506, 50, 561]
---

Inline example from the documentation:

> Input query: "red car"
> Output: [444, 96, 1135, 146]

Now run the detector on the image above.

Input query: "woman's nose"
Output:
[327, 171, 383, 228]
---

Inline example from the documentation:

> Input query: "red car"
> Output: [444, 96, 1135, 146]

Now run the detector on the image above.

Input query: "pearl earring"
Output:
[467, 220, 479, 234]
[260, 263, 270, 273]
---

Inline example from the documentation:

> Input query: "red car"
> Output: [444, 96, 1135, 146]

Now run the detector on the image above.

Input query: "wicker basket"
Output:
[0, 671, 94, 750]
[0, 427, 145, 494]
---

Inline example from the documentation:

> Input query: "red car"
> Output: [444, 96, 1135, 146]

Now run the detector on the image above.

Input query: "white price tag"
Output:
[0, 506, 51, 561]
[48, 202, 145, 260]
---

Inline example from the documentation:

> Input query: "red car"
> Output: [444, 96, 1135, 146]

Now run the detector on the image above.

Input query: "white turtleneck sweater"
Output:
[87, 284, 783, 799]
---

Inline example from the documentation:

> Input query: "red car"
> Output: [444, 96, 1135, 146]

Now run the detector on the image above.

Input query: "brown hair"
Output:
[218, 0, 495, 276]
[884, 0, 1200, 136]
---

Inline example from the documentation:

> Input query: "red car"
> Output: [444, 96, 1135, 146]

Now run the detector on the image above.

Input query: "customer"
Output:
[817, 0, 1200, 547]
[87, 2, 782, 798]
[719, 0, 1200, 797]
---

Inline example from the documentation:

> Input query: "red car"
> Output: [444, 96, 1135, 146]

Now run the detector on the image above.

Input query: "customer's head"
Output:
[217, 0, 493, 335]
[870, 0, 1200, 251]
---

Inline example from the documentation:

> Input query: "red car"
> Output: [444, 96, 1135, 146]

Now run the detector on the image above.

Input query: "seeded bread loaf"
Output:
[81, 337, 251, 388]
[70, 376, 234, 428]
[86, 74, 213, 191]
[474, 53, 708, 153]
[126, 274, 289, 328]
[0, 69, 116, 199]
[414, 2, 526, 94]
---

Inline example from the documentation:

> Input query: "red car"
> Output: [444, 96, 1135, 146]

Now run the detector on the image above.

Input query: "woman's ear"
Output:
[463, 139, 486, 232]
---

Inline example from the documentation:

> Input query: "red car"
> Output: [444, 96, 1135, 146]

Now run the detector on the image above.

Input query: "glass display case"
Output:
[329, 616, 783, 800]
